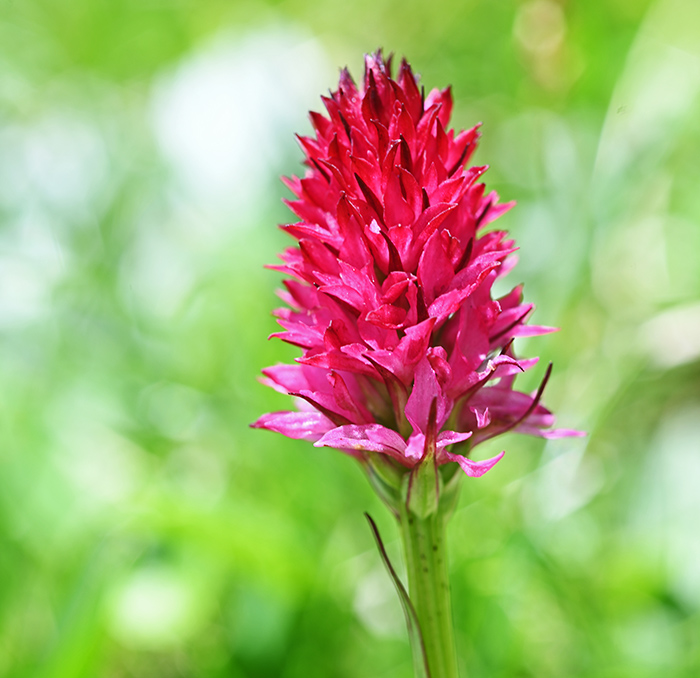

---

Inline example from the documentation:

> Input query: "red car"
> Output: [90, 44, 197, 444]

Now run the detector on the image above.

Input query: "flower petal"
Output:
[443, 450, 505, 477]
[315, 424, 408, 462]
[436, 430, 472, 447]
[251, 411, 335, 441]
[405, 356, 453, 434]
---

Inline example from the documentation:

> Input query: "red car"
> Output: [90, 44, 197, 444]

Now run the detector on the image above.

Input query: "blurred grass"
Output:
[1, 0, 699, 676]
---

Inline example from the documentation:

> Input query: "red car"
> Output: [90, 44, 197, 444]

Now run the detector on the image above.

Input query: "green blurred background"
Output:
[1, 0, 699, 676]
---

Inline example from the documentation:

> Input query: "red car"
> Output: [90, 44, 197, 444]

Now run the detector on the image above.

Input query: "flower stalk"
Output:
[399, 488, 459, 678]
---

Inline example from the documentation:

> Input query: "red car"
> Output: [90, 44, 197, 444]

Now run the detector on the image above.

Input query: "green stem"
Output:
[399, 504, 460, 678]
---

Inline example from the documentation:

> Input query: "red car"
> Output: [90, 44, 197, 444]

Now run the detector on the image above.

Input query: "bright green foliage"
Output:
[1, 0, 700, 677]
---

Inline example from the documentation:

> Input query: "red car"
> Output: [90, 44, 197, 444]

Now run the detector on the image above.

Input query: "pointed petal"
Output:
[444, 450, 505, 477]
[417, 230, 454, 305]
[315, 424, 409, 462]
[405, 356, 453, 433]
[261, 364, 311, 394]
[251, 411, 335, 441]
[436, 430, 472, 447]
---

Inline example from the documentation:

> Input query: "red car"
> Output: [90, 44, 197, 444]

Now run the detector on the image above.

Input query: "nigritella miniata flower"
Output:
[252, 51, 581, 483]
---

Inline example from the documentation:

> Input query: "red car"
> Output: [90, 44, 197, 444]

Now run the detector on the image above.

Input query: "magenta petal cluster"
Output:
[253, 52, 582, 478]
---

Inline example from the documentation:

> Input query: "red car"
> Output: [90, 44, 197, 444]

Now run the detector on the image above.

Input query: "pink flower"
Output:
[252, 51, 582, 479]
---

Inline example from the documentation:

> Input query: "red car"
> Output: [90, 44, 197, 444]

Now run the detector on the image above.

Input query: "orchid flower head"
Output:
[253, 50, 582, 486]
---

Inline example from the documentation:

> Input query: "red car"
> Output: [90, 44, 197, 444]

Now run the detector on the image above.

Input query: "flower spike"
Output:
[253, 51, 582, 483]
